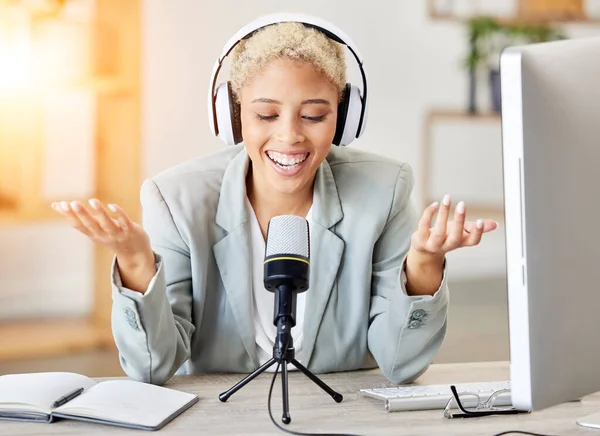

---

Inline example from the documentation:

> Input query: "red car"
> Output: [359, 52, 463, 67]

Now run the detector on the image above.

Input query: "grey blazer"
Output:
[111, 145, 449, 386]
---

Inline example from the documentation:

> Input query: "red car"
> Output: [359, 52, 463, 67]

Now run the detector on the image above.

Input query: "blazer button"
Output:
[408, 319, 422, 329]
[411, 309, 427, 320]
[123, 308, 139, 330]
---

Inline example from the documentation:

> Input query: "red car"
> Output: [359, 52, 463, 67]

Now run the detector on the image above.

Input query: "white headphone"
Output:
[207, 12, 368, 147]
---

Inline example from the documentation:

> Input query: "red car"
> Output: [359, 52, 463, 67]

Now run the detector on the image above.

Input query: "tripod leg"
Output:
[291, 359, 343, 403]
[281, 362, 291, 424]
[219, 358, 276, 402]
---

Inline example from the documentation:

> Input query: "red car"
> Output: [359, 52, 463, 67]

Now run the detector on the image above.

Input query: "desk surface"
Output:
[2, 361, 599, 435]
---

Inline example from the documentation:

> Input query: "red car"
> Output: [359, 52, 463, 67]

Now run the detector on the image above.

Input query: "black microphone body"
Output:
[265, 259, 309, 326]
[263, 215, 310, 359]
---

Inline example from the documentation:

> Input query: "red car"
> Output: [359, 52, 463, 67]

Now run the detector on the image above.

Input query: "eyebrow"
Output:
[251, 98, 331, 105]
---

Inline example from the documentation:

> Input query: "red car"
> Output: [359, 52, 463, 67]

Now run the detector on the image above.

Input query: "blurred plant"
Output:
[466, 16, 566, 71]
[464, 16, 566, 113]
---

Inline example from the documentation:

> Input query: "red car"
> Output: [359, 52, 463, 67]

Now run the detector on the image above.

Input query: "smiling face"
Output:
[239, 58, 339, 196]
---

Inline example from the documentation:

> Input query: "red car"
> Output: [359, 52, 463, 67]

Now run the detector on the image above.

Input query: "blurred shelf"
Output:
[0, 317, 107, 361]
[0, 77, 131, 98]
[421, 107, 505, 218]
[424, 199, 504, 220]
[428, 0, 599, 24]
[0, 194, 17, 210]
[431, 13, 597, 25]
[0, 208, 55, 224]
[426, 109, 501, 122]
[0, 197, 96, 224]
[56, 76, 132, 94]
[32, 76, 133, 95]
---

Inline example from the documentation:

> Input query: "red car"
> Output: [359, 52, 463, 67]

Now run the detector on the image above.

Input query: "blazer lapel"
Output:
[211, 147, 345, 368]
[302, 158, 344, 366]
[212, 147, 258, 366]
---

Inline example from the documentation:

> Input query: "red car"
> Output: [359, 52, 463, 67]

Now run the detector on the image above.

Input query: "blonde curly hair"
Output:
[230, 22, 347, 103]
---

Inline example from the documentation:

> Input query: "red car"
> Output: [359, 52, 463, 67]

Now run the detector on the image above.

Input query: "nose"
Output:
[273, 113, 305, 145]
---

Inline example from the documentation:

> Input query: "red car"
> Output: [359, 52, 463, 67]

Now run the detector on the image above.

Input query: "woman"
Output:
[51, 17, 497, 386]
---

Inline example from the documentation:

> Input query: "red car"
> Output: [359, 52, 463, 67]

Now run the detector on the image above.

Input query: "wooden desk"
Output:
[2, 361, 599, 435]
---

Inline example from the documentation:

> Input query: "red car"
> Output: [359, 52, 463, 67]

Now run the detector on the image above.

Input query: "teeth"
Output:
[266, 151, 308, 167]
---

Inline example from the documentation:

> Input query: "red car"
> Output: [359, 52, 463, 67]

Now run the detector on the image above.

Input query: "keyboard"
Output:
[360, 381, 512, 412]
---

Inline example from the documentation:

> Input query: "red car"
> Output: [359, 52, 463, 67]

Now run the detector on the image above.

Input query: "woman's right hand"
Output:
[51, 199, 150, 259]
[52, 199, 156, 293]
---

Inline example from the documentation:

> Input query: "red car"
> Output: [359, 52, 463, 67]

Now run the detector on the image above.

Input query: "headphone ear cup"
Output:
[227, 82, 243, 145]
[333, 84, 351, 146]
[337, 84, 363, 146]
[215, 83, 235, 145]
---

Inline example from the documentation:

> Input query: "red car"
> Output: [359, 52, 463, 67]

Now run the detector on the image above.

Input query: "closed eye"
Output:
[256, 114, 278, 121]
[303, 115, 327, 122]
[255, 114, 328, 123]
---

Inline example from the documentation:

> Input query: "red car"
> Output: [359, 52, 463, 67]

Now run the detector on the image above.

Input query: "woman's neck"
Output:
[246, 167, 313, 237]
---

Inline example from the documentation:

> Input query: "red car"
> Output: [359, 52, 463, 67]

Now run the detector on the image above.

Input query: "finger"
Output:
[88, 199, 120, 235]
[483, 219, 499, 233]
[443, 201, 466, 250]
[463, 219, 484, 246]
[464, 219, 498, 234]
[70, 201, 104, 235]
[54, 201, 93, 237]
[417, 201, 440, 239]
[430, 194, 451, 247]
[107, 203, 132, 232]
[51, 202, 64, 216]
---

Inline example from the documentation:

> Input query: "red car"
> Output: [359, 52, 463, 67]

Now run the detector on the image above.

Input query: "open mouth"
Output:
[265, 150, 310, 172]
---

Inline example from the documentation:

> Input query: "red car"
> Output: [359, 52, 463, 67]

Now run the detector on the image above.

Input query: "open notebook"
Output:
[0, 372, 199, 430]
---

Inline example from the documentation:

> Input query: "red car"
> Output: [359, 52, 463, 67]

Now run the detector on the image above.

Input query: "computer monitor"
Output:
[500, 35, 600, 421]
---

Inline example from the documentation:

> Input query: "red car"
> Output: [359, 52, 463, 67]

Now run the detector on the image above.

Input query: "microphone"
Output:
[263, 215, 310, 358]
[220, 215, 343, 418]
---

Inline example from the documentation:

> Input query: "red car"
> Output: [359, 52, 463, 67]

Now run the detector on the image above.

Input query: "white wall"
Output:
[0, 223, 94, 319]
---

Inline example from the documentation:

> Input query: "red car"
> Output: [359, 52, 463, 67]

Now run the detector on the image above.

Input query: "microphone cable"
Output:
[267, 361, 363, 436]
[493, 432, 557, 436]
[266, 334, 363, 436]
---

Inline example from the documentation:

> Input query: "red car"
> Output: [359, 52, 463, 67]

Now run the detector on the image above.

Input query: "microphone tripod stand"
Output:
[219, 317, 343, 424]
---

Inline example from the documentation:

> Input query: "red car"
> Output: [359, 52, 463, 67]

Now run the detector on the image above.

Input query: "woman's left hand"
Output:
[410, 194, 498, 260]
[404, 194, 497, 296]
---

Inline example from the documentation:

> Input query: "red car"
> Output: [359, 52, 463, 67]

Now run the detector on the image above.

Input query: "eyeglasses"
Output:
[443, 385, 524, 419]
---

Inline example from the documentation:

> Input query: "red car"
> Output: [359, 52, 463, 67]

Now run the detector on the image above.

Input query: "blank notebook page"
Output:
[0, 373, 97, 412]
[54, 380, 197, 427]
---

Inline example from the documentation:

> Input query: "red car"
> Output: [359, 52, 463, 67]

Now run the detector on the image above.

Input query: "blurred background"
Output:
[1, 0, 599, 377]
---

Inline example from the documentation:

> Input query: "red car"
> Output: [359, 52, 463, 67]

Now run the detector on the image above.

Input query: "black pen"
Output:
[52, 387, 84, 408]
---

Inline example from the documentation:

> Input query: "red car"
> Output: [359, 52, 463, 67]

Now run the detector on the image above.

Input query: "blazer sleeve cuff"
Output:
[398, 253, 449, 309]
[111, 253, 163, 302]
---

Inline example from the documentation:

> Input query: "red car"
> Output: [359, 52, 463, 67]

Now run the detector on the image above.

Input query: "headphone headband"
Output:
[208, 13, 368, 141]
[218, 13, 364, 64]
